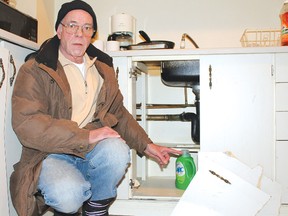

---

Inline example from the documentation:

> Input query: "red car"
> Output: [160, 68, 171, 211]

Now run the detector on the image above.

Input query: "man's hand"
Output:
[144, 143, 182, 168]
[89, 126, 121, 144]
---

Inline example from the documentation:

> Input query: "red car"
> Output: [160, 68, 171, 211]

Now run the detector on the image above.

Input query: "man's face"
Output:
[57, 9, 94, 63]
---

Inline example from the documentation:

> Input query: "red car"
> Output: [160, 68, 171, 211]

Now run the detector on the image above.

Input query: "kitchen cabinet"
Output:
[114, 52, 274, 193]
[108, 49, 288, 215]
[113, 54, 201, 200]
[0, 46, 11, 216]
[275, 53, 288, 203]
[108, 54, 199, 216]
[0, 39, 37, 216]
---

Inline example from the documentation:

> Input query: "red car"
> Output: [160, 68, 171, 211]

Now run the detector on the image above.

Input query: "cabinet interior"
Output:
[130, 60, 200, 199]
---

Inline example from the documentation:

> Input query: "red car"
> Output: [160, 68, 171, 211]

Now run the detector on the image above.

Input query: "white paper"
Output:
[199, 152, 282, 216]
[198, 152, 263, 187]
[171, 161, 270, 216]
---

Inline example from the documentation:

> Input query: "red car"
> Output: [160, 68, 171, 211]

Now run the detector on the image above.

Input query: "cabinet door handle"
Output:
[10, 55, 16, 86]
[209, 64, 212, 89]
[271, 64, 274, 77]
[0, 58, 5, 89]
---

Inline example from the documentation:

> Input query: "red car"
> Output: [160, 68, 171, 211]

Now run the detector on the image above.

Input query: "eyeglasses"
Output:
[60, 22, 95, 37]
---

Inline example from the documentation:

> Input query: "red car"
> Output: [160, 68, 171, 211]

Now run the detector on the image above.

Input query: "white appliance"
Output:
[109, 13, 136, 49]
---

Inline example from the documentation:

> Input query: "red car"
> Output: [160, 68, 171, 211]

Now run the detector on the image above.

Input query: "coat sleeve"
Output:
[113, 93, 152, 154]
[12, 60, 91, 156]
[91, 61, 152, 154]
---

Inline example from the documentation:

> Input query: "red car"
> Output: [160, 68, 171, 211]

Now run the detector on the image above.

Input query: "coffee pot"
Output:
[109, 13, 135, 49]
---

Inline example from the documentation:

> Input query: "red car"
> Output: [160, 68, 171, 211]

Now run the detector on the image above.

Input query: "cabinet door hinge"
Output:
[129, 62, 148, 79]
[129, 179, 141, 189]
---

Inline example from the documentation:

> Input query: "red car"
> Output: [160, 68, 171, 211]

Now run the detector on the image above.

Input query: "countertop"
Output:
[107, 46, 288, 58]
[1, 28, 288, 56]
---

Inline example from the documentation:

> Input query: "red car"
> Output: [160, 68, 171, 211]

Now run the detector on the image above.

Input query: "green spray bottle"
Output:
[175, 150, 197, 190]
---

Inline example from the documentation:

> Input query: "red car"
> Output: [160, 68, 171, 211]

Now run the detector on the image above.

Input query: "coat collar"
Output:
[27, 35, 113, 71]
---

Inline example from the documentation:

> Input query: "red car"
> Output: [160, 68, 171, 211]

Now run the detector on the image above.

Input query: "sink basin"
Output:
[161, 60, 200, 88]
[160, 59, 200, 144]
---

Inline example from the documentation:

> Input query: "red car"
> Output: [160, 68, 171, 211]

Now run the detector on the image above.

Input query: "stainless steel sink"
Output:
[160, 60, 199, 88]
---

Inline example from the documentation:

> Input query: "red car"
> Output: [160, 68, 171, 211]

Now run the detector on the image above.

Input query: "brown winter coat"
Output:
[10, 36, 151, 216]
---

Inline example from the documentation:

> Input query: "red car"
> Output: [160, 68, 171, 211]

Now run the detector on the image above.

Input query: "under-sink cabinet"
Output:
[113, 55, 200, 200]
[109, 49, 288, 209]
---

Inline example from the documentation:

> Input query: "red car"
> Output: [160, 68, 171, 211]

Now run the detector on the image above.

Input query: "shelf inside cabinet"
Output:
[132, 176, 184, 200]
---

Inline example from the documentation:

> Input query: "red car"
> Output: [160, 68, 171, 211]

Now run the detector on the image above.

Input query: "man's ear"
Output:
[56, 26, 62, 39]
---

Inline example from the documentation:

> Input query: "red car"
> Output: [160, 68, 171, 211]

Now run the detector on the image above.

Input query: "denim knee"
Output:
[87, 138, 131, 174]
[85, 138, 131, 200]
[38, 157, 92, 213]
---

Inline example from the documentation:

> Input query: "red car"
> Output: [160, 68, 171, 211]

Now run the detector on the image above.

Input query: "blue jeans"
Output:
[38, 138, 131, 214]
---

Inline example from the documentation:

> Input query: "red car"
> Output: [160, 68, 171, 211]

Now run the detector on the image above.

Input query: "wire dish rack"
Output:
[240, 29, 281, 47]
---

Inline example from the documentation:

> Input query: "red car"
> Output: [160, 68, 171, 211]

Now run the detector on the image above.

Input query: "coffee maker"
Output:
[109, 13, 135, 49]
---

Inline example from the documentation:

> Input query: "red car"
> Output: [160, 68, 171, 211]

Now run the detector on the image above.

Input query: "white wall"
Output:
[77, 0, 284, 48]
[15, 0, 36, 18]
[37, 0, 55, 44]
[15, 0, 285, 47]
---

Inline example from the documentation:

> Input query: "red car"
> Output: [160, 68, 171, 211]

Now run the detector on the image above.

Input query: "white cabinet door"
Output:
[200, 54, 274, 178]
[111, 56, 135, 199]
[0, 47, 10, 216]
[2, 41, 36, 216]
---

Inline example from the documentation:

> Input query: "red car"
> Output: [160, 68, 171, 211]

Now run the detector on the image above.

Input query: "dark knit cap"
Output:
[55, 0, 97, 37]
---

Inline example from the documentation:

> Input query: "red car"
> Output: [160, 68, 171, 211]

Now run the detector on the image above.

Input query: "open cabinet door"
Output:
[112, 56, 136, 199]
